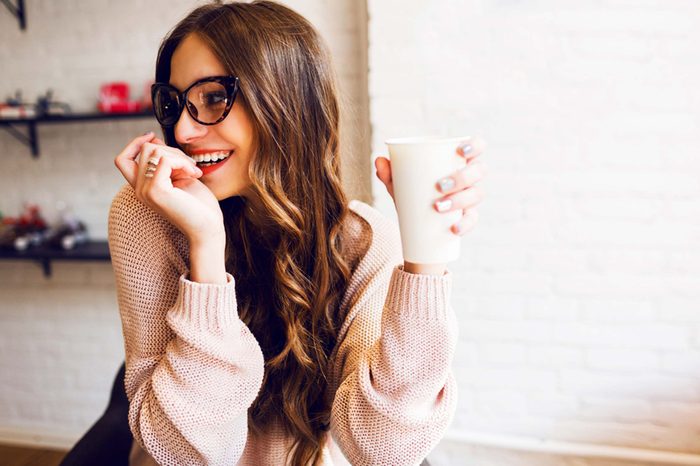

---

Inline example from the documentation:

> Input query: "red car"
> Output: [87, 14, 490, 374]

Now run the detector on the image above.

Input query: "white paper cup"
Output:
[385, 136, 468, 264]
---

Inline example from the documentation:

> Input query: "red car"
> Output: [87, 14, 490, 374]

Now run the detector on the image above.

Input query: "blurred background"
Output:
[1, 1, 699, 465]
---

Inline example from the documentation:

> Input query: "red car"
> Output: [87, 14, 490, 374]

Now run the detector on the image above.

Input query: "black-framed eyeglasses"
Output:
[151, 76, 240, 127]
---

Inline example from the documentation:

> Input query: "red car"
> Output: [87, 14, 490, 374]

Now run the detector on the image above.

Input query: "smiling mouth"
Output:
[188, 150, 234, 168]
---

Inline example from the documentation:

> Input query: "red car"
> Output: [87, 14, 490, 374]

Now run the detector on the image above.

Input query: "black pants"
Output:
[59, 362, 132, 466]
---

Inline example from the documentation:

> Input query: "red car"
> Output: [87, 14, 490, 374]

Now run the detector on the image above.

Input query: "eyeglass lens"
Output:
[154, 81, 230, 126]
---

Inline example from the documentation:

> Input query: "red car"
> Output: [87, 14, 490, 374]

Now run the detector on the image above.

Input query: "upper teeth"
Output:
[190, 151, 232, 163]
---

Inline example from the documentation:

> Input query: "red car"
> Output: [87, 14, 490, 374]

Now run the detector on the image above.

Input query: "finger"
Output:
[136, 145, 200, 198]
[142, 154, 169, 202]
[114, 132, 157, 187]
[436, 160, 487, 194]
[451, 208, 479, 236]
[374, 156, 392, 182]
[457, 136, 487, 163]
[374, 156, 394, 197]
[136, 143, 159, 197]
[140, 143, 200, 177]
[142, 154, 163, 190]
[434, 185, 484, 213]
[147, 142, 199, 171]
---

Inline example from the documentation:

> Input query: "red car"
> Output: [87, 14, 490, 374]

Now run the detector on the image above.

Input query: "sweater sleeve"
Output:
[107, 185, 265, 466]
[329, 215, 459, 466]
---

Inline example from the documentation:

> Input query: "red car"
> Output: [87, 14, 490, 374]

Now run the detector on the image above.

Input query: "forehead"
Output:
[170, 33, 228, 91]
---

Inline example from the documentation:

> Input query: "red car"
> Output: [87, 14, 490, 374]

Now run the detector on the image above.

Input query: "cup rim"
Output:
[385, 136, 470, 145]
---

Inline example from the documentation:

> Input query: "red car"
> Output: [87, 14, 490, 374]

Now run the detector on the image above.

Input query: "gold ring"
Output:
[147, 157, 160, 167]
[144, 172, 155, 178]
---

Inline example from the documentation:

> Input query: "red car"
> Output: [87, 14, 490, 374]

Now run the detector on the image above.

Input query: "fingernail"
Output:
[458, 143, 472, 155]
[143, 131, 153, 136]
[438, 177, 455, 193]
[435, 199, 452, 212]
[452, 223, 462, 234]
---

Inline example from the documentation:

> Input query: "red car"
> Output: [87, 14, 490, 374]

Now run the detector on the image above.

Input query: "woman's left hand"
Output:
[374, 136, 487, 236]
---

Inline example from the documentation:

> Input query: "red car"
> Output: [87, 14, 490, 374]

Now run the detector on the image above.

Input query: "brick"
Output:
[554, 274, 671, 298]
[528, 249, 590, 274]
[528, 345, 584, 367]
[568, 33, 653, 61]
[457, 271, 552, 296]
[474, 389, 528, 416]
[473, 246, 529, 272]
[579, 298, 655, 323]
[469, 368, 558, 391]
[528, 391, 579, 418]
[579, 397, 653, 423]
[469, 296, 526, 320]
[552, 322, 688, 350]
[661, 351, 700, 375]
[524, 296, 579, 321]
[656, 298, 700, 322]
[574, 197, 664, 222]
[560, 370, 699, 402]
[665, 201, 700, 224]
[586, 348, 660, 372]
[460, 320, 553, 344]
[477, 343, 527, 366]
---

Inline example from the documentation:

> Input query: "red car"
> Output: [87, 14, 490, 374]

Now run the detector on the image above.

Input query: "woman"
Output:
[109, 1, 486, 465]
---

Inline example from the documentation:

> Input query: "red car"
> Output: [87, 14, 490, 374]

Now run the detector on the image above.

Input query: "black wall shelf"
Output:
[0, 240, 110, 278]
[0, 110, 155, 157]
[1, 0, 25, 30]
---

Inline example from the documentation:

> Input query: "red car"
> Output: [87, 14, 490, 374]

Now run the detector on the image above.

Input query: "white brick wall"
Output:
[368, 0, 700, 464]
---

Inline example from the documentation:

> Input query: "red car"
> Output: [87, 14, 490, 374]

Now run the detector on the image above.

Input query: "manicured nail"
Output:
[435, 199, 452, 212]
[438, 177, 455, 193]
[458, 143, 472, 155]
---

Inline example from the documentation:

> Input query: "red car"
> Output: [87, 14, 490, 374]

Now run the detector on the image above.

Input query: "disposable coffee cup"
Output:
[385, 136, 468, 264]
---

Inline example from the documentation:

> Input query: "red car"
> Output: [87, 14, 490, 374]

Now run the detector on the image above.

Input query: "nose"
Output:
[173, 105, 207, 146]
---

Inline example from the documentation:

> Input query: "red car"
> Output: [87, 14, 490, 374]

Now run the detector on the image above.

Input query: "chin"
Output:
[211, 186, 243, 202]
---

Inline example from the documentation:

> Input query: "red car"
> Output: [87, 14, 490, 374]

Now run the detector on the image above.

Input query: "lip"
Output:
[199, 151, 233, 176]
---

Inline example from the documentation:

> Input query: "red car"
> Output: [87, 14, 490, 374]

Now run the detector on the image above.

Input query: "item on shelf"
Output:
[0, 222, 20, 249]
[0, 103, 36, 118]
[36, 89, 72, 116]
[0, 203, 48, 251]
[97, 82, 144, 113]
[44, 202, 89, 250]
[0, 90, 36, 118]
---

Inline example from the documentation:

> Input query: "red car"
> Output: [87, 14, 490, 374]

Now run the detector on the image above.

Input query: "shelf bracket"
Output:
[0, 121, 39, 157]
[1, 0, 25, 30]
[40, 258, 52, 278]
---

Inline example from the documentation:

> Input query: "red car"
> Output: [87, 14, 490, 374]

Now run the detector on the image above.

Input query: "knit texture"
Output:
[108, 184, 458, 466]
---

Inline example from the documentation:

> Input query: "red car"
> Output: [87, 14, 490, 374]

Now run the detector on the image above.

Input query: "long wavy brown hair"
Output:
[154, 1, 358, 465]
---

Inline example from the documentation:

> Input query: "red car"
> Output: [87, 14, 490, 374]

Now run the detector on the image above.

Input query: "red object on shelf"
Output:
[97, 101, 143, 113]
[97, 82, 144, 113]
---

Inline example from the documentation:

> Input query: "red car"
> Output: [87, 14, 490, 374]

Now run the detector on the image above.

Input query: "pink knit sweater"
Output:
[108, 184, 458, 466]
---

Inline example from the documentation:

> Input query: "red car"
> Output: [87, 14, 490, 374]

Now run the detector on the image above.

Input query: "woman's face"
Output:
[170, 33, 255, 201]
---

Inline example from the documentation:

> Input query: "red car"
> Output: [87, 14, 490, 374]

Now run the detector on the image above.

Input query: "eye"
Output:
[205, 91, 227, 106]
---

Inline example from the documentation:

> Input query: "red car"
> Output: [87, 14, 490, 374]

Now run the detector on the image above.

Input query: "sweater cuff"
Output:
[167, 273, 239, 333]
[384, 264, 453, 321]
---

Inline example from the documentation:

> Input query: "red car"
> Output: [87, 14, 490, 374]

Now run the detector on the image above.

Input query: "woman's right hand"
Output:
[114, 132, 226, 244]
